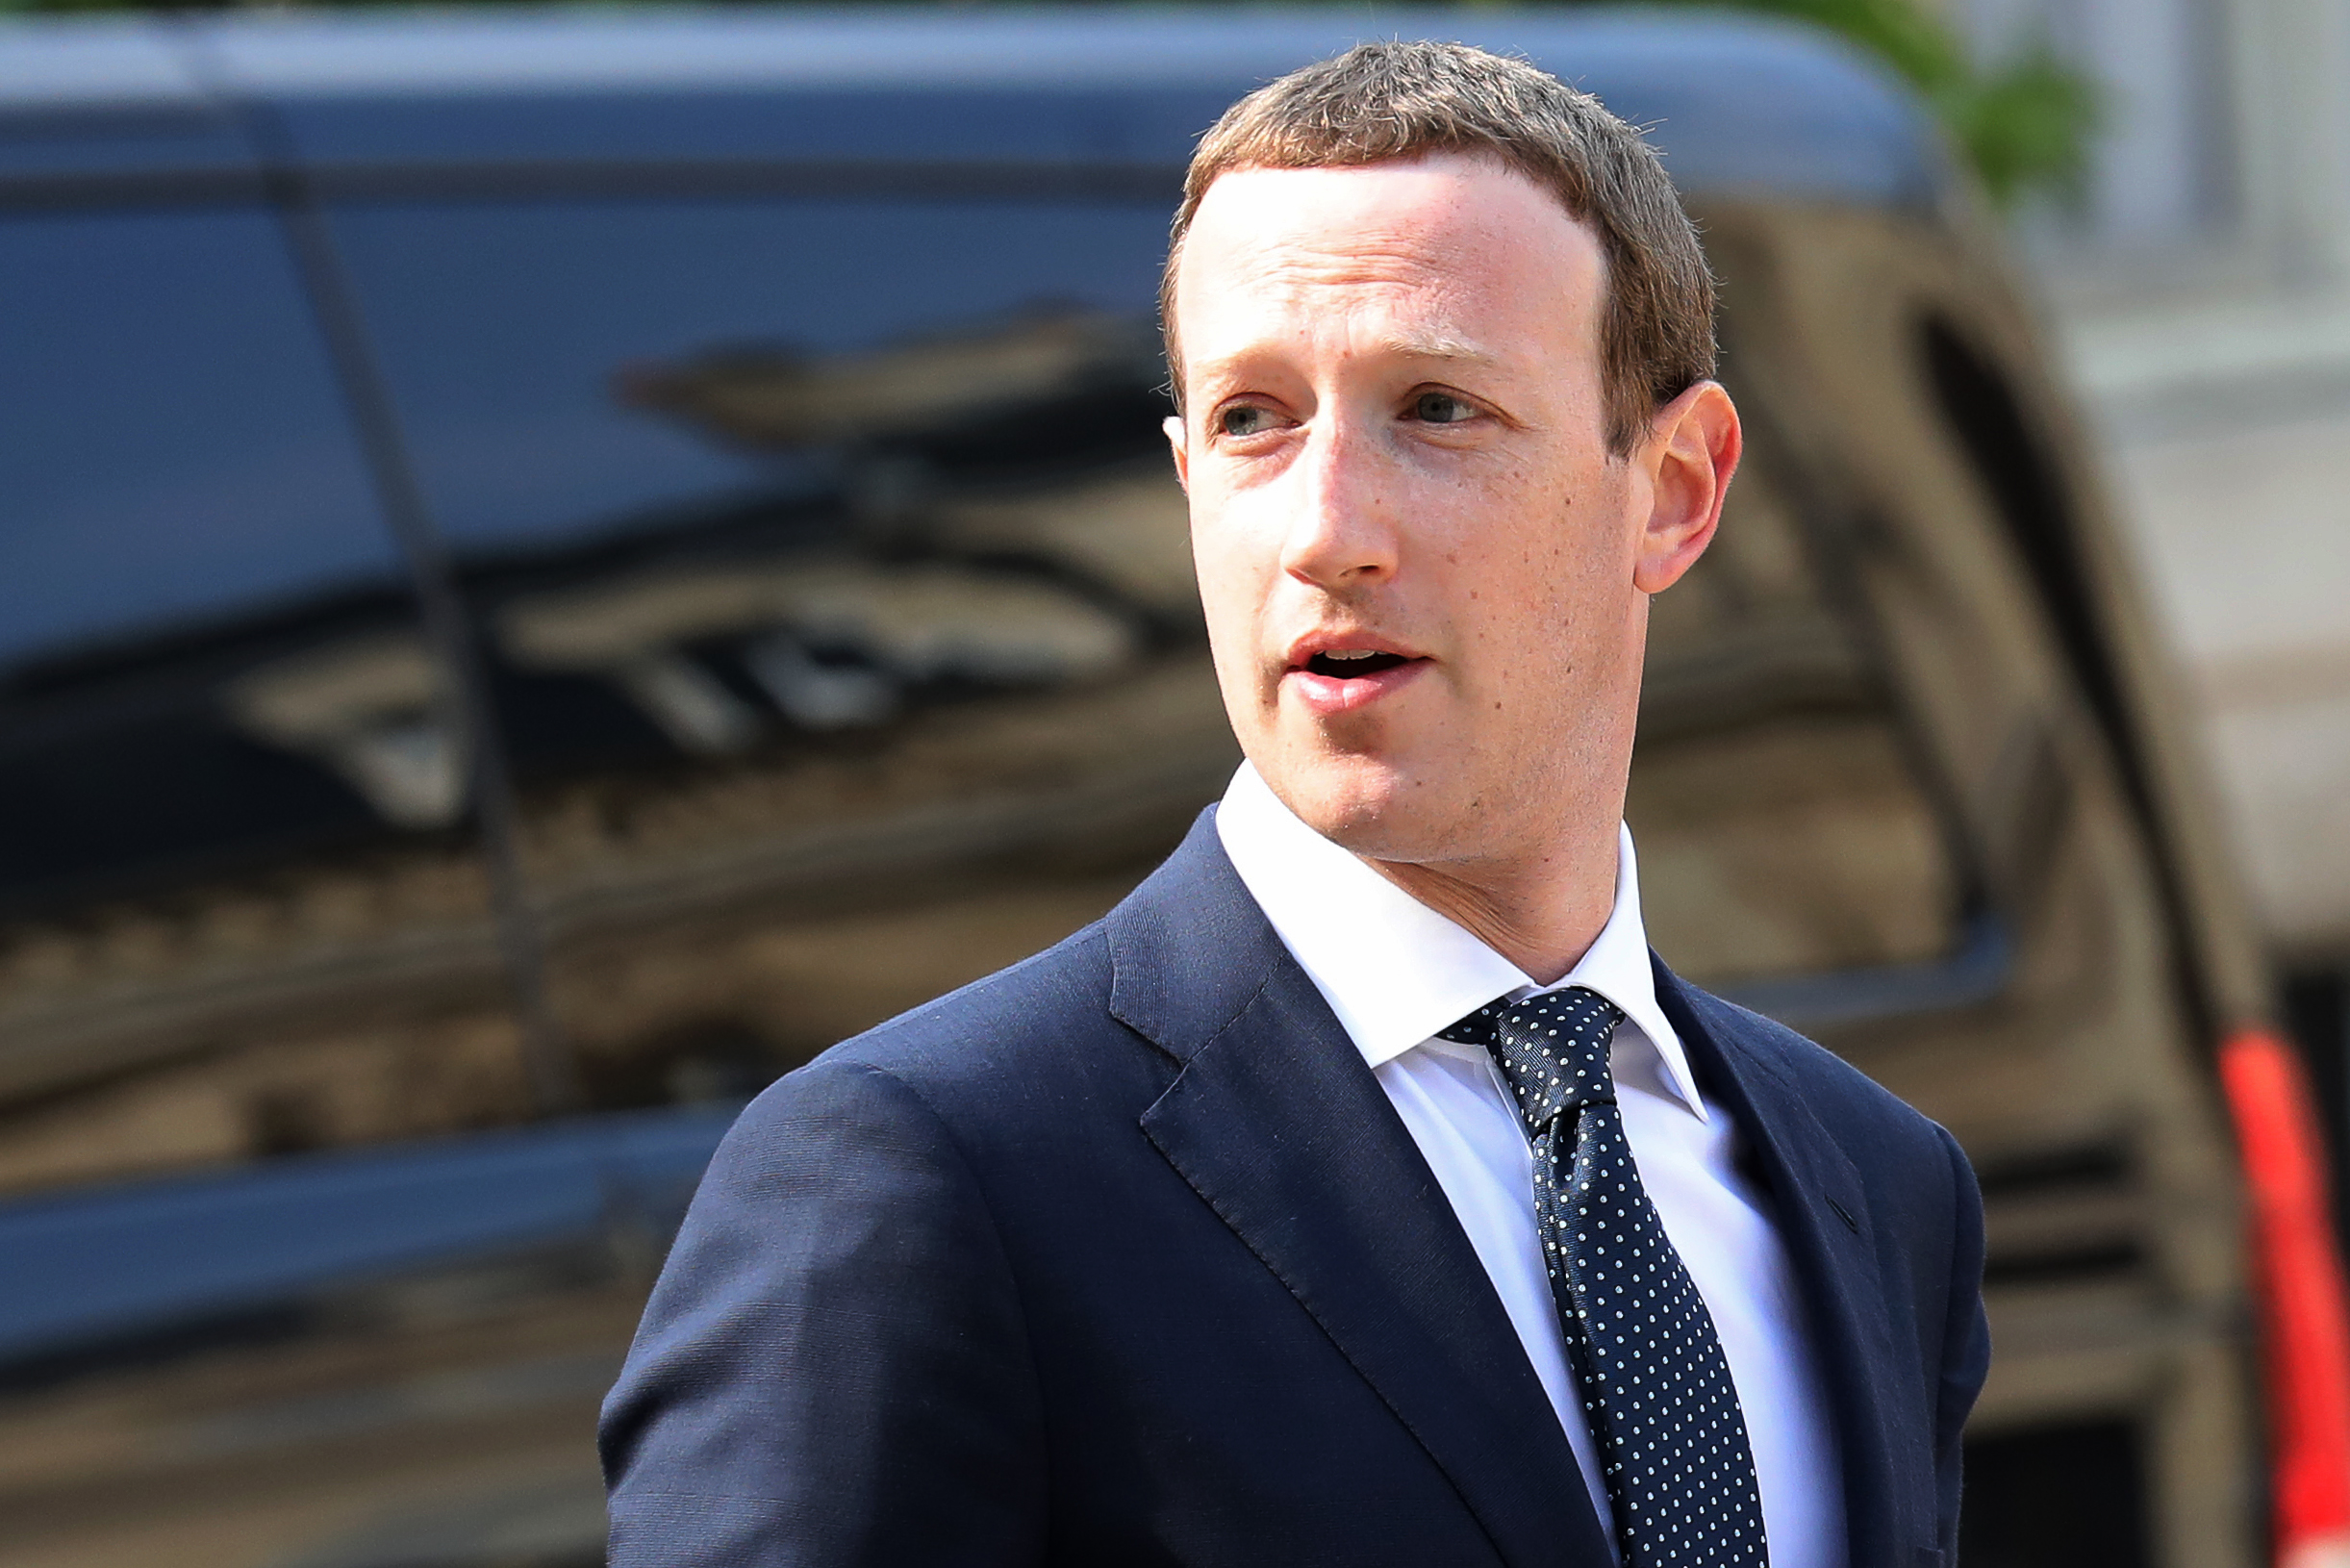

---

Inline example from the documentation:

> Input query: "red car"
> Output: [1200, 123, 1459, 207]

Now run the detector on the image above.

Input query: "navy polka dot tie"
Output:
[1441, 988, 1767, 1568]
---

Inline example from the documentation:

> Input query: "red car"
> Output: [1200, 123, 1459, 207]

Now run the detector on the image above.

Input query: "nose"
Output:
[1278, 410, 1401, 594]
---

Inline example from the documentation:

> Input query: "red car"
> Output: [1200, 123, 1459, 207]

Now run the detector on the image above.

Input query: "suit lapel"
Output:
[1110, 813, 1607, 1568]
[1652, 956, 1919, 1568]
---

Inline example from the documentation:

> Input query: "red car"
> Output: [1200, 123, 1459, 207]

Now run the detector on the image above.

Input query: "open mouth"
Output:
[1302, 649, 1413, 678]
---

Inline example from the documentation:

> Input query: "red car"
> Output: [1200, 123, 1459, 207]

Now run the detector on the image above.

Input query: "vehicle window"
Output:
[328, 192, 1229, 1101]
[0, 210, 404, 667]
[0, 208, 516, 1199]
[0, 204, 710, 1568]
[1630, 449, 1964, 988]
[328, 198, 1177, 552]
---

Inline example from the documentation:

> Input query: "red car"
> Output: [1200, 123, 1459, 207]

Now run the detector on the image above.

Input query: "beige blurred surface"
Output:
[2085, 385, 2350, 961]
[1975, 0, 2350, 968]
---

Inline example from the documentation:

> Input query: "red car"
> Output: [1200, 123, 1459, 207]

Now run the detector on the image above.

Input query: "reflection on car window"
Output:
[0, 212, 402, 670]
[0, 207, 524, 1202]
[330, 195, 1193, 766]
[329, 199, 1176, 552]
[323, 192, 1225, 1110]
[0, 210, 444, 908]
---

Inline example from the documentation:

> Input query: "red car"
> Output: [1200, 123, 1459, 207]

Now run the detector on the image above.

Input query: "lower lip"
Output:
[1283, 659, 1428, 718]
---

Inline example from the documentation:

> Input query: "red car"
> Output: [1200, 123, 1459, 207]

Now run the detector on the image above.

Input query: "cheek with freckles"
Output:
[1446, 473, 1628, 728]
[1189, 529, 1288, 742]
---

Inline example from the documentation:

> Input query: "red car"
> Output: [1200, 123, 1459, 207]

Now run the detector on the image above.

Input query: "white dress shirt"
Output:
[1215, 763, 1845, 1568]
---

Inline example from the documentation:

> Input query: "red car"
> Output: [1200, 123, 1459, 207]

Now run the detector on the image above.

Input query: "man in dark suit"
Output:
[601, 40, 1989, 1568]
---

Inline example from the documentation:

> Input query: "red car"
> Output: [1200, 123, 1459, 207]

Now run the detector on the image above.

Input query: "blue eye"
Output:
[1412, 392, 1476, 423]
[1219, 405, 1275, 437]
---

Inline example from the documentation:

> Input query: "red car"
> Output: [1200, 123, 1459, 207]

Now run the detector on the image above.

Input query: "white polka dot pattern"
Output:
[1441, 988, 1768, 1568]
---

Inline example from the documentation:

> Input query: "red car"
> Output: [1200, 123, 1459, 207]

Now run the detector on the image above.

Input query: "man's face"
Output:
[1168, 152, 1697, 869]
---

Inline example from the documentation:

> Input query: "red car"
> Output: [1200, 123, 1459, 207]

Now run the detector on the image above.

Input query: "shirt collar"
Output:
[1214, 761, 1706, 1120]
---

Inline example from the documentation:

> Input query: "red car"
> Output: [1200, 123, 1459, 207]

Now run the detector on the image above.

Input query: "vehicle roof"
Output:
[0, 7, 1951, 208]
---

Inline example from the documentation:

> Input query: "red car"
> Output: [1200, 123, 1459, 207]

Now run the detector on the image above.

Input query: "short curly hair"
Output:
[1161, 39, 1716, 456]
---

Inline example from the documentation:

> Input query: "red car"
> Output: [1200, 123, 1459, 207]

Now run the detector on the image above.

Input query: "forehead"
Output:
[1172, 153, 1605, 363]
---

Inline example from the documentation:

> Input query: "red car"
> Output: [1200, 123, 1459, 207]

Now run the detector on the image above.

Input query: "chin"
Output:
[1260, 746, 1451, 862]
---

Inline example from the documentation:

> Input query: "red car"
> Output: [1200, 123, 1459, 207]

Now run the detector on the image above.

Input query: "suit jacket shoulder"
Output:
[1676, 977, 1971, 1182]
[824, 919, 1120, 1085]
[604, 815, 1989, 1568]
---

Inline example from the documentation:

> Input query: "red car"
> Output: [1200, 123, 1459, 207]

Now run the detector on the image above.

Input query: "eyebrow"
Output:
[1371, 329, 1500, 364]
[1183, 328, 1503, 393]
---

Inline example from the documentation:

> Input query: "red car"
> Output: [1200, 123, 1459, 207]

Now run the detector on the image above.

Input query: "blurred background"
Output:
[1959, 0, 2350, 1132]
[0, 4, 2343, 1568]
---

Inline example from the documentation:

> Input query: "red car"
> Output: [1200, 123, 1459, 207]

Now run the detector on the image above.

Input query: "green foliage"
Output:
[1633, 0, 2098, 206]
[1939, 43, 2101, 206]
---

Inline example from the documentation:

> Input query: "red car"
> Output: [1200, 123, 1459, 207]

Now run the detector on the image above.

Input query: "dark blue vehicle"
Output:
[0, 11, 2272, 1567]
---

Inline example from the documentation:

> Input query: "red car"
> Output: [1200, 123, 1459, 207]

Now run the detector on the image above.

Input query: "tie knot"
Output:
[1439, 986, 1623, 1131]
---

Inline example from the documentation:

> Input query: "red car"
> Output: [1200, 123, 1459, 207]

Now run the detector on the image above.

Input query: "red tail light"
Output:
[2219, 1027, 2350, 1566]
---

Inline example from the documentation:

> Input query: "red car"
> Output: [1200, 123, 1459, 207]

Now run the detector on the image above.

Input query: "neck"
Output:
[1364, 824, 1620, 986]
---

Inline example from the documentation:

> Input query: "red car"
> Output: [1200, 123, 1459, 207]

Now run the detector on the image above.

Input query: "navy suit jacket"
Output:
[601, 810, 1990, 1567]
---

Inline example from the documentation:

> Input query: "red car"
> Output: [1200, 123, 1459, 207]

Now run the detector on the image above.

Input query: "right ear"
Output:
[1164, 415, 1191, 493]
